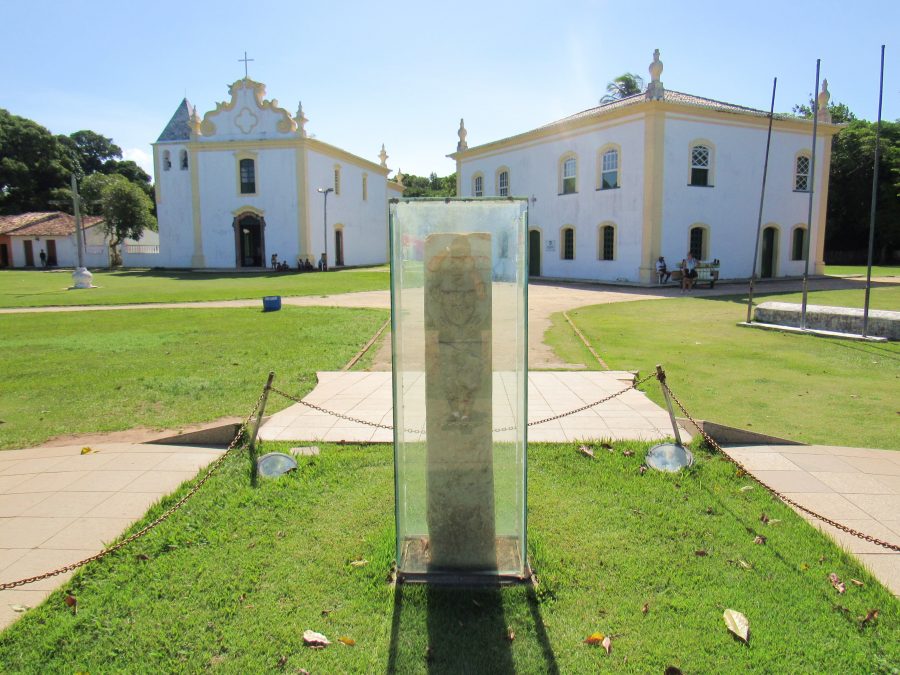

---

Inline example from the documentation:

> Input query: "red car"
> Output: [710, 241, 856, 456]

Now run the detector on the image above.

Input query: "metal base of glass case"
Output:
[396, 535, 530, 585]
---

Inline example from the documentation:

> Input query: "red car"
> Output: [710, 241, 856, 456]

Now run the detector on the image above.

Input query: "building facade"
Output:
[450, 51, 840, 284]
[153, 78, 402, 269]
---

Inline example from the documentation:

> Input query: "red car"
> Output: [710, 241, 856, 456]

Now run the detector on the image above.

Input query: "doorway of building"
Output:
[334, 229, 344, 267]
[760, 226, 777, 278]
[528, 230, 541, 277]
[46, 240, 57, 266]
[235, 215, 264, 267]
[24, 240, 34, 267]
[0, 244, 8, 267]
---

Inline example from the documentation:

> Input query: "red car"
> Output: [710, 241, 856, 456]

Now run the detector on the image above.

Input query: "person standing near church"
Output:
[681, 252, 697, 291]
[39, 248, 47, 268]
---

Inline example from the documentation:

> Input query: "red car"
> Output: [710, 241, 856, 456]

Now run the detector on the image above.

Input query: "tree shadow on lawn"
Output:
[693, 278, 898, 307]
[108, 268, 315, 281]
[387, 583, 559, 674]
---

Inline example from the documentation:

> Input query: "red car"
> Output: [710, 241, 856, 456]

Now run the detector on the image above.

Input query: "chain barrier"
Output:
[658, 376, 900, 553]
[0, 385, 270, 591]
[269, 372, 656, 435]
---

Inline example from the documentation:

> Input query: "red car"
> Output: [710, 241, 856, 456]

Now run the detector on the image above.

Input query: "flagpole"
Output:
[747, 77, 777, 324]
[800, 60, 821, 330]
[862, 45, 885, 338]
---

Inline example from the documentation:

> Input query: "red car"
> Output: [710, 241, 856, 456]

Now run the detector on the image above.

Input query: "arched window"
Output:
[333, 165, 342, 195]
[497, 168, 510, 197]
[791, 226, 807, 261]
[560, 154, 577, 194]
[180, 149, 188, 170]
[689, 143, 713, 187]
[334, 225, 345, 267]
[599, 223, 615, 260]
[473, 173, 484, 197]
[239, 158, 256, 194]
[794, 154, 811, 192]
[689, 225, 708, 260]
[163, 150, 171, 171]
[600, 148, 619, 189]
[561, 226, 575, 260]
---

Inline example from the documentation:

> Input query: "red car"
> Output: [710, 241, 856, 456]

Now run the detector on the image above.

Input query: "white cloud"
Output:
[123, 147, 153, 176]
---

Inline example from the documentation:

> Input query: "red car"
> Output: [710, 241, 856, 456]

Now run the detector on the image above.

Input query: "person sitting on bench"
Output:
[656, 256, 671, 284]
[681, 252, 698, 291]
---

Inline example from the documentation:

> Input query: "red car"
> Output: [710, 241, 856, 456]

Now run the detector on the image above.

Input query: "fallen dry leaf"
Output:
[276, 531, 286, 539]
[768, 519, 781, 526]
[860, 609, 879, 625]
[298, 670, 310, 675]
[695, 549, 708, 557]
[303, 629, 331, 648]
[736, 469, 746, 477]
[622, 450, 634, 457]
[800, 563, 810, 571]
[738, 559, 752, 570]
[276, 654, 288, 669]
[584, 632, 605, 646]
[753, 535, 766, 545]
[338, 636, 356, 646]
[639, 465, 648, 475]
[664, 667, 684, 675]
[602, 635, 612, 654]
[349, 559, 369, 567]
[578, 444, 595, 459]
[80, 447, 93, 455]
[760, 513, 769, 524]
[600, 441, 613, 450]
[829, 573, 846, 594]
[11, 604, 28, 613]
[739, 485, 753, 493]
[723, 609, 750, 643]
[850, 578, 864, 587]
[641, 602, 649, 615]
[64, 593, 77, 615]
[425, 645, 434, 662]
[506, 626, 516, 642]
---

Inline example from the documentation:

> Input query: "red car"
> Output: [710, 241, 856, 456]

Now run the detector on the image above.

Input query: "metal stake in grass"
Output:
[249, 371, 276, 487]
[645, 365, 693, 472]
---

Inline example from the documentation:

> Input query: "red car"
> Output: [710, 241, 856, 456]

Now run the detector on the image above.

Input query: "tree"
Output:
[0, 109, 78, 214]
[95, 174, 157, 265]
[401, 172, 456, 198]
[791, 99, 856, 124]
[600, 73, 644, 104]
[68, 130, 123, 175]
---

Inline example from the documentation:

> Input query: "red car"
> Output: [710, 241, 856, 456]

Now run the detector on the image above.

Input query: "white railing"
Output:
[85, 245, 106, 255]
[124, 244, 160, 254]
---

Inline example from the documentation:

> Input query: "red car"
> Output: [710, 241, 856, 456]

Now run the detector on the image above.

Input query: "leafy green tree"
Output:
[94, 174, 157, 265]
[402, 172, 456, 198]
[791, 99, 856, 124]
[68, 130, 123, 175]
[0, 109, 77, 214]
[600, 73, 644, 104]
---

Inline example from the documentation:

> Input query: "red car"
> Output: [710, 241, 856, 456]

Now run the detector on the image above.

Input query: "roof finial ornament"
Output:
[395, 168, 404, 186]
[379, 144, 388, 168]
[457, 118, 468, 152]
[646, 48, 665, 101]
[189, 107, 202, 139]
[296, 101, 308, 137]
[817, 79, 832, 124]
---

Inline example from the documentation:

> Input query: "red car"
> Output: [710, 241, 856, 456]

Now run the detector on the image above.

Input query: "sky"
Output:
[1, 0, 897, 181]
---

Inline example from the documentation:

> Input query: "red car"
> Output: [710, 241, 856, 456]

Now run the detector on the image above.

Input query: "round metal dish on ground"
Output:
[646, 443, 694, 472]
[256, 452, 298, 477]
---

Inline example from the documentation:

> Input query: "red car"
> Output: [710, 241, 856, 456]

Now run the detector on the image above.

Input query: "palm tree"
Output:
[600, 73, 644, 104]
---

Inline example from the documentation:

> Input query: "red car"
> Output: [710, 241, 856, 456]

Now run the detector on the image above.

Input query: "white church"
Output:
[450, 50, 841, 284]
[152, 76, 402, 269]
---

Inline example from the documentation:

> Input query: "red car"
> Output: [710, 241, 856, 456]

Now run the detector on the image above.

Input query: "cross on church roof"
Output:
[239, 51, 254, 79]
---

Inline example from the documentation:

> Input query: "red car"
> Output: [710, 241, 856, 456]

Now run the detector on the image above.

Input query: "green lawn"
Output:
[0, 266, 390, 308]
[0, 441, 895, 672]
[824, 264, 899, 278]
[0, 306, 387, 450]
[547, 287, 900, 450]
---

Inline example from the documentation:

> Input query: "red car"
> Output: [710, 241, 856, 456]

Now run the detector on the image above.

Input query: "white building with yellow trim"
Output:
[153, 78, 402, 269]
[450, 51, 841, 284]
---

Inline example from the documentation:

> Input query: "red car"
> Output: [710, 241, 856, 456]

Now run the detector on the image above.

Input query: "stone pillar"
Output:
[424, 232, 496, 570]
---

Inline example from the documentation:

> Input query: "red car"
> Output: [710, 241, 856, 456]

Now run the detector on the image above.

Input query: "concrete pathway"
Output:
[260, 370, 685, 444]
[723, 444, 900, 596]
[0, 442, 224, 631]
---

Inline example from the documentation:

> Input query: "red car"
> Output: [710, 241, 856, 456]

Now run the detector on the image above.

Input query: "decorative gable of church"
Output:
[198, 78, 297, 141]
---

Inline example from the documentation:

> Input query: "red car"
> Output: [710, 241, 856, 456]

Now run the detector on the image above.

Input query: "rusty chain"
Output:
[659, 377, 900, 553]
[0, 385, 270, 591]
[269, 372, 656, 435]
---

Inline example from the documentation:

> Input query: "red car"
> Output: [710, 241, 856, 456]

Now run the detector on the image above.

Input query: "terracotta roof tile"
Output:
[0, 212, 103, 237]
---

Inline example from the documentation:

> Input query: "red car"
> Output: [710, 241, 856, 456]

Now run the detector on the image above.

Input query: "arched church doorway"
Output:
[234, 214, 265, 268]
[760, 226, 778, 278]
[335, 228, 344, 267]
[528, 229, 541, 277]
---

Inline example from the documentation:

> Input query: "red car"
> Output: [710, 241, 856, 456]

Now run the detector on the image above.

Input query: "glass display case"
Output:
[389, 198, 528, 582]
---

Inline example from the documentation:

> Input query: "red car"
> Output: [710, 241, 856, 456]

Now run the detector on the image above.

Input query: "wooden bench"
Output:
[671, 259, 720, 288]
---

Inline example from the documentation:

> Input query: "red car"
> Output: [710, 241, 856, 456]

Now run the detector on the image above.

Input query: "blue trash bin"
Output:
[262, 296, 281, 312]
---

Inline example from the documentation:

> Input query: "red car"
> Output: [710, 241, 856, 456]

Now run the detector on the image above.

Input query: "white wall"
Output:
[155, 142, 195, 267]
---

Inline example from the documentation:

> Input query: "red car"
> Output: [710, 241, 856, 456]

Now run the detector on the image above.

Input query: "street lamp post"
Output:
[317, 187, 334, 271]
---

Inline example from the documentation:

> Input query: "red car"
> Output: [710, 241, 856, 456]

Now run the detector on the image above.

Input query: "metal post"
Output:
[801, 60, 821, 330]
[318, 187, 333, 271]
[862, 45, 885, 338]
[655, 365, 683, 446]
[70, 175, 86, 269]
[249, 371, 275, 486]
[747, 77, 778, 324]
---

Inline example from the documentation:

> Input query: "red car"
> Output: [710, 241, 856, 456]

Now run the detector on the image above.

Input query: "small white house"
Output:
[450, 50, 841, 284]
[0, 212, 159, 269]
[153, 77, 403, 269]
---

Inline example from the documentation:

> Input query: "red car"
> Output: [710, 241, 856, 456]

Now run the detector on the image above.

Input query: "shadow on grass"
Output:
[387, 583, 558, 674]
[692, 278, 898, 307]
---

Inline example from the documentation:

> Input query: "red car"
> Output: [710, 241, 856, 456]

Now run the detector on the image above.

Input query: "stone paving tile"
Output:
[0, 517, 75, 549]
[20, 491, 112, 518]
[784, 453, 860, 473]
[875, 475, 900, 494]
[0, 492, 51, 518]
[810, 471, 896, 495]
[0, 549, 92, 590]
[781, 493, 870, 521]
[841, 456, 900, 476]
[0, 456, 69, 476]
[884, 520, 900, 538]
[122, 471, 197, 494]
[0, 589, 54, 628]
[40, 517, 134, 550]
[87, 492, 159, 520]
[742, 470, 835, 493]
[0, 549, 30, 574]
[842, 494, 900, 522]
[799, 514, 900, 555]
[65, 470, 145, 493]
[46, 452, 120, 472]
[725, 451, 801, 471]
[853, 554, 900, 596]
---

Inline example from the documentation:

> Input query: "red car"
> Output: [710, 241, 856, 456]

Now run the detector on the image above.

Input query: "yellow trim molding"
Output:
[231, 205, 265, 217]
[558, 152, 578, 195]
[639, 104, 665, 282]
[189, 145, 205, 267]
[598, 221, 617, 260]
[596, 143, 622, 190]
[559, 224, 576, 260]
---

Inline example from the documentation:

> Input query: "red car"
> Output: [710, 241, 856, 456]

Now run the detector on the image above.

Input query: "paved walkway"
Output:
[722, 444, 900, 596]
[260, 370, 684, 443]
[0, 442, 224, 631]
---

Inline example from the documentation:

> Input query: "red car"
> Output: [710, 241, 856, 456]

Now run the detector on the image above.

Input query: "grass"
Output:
[0, 306, 387, 450]
[546, 287, 900, 450]
[0, 441, 896, 672]
[824, 264, 899, 278]
[0, 266, 390, 308]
